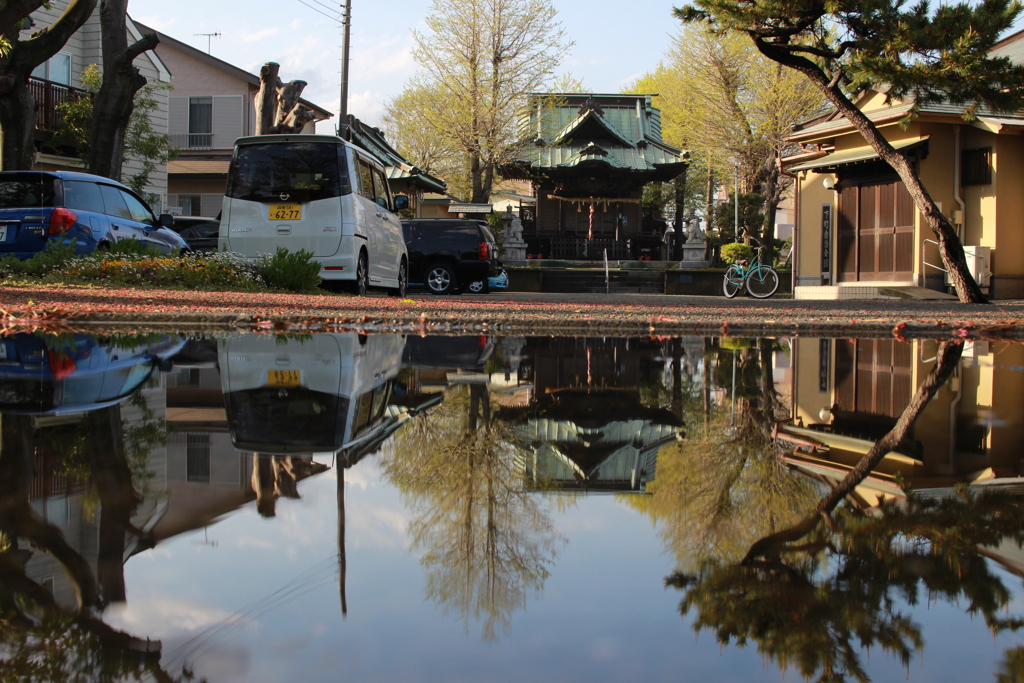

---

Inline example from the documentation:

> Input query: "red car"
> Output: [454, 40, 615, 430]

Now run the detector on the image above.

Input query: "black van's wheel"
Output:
[350, 251, 368, 296]
[425, 262, 456, 294]
[388, 259, 408, 298]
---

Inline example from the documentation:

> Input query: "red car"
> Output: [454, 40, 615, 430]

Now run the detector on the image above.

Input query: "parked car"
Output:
[467, 267, 508, 293]
[402, 219, 501, 294]
[170, 215, 220, 253]
[0, 170, 187, 258]
[220, 134, 409, 296]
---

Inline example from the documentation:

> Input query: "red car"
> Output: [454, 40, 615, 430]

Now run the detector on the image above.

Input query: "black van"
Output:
[401, 219, 501, 294]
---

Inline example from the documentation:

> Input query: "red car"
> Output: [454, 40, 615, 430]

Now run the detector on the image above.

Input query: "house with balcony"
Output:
[21, 2, 171, 202]
[135, 24, 333, 218]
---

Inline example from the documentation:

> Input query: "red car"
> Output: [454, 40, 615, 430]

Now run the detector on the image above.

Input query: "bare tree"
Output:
[409, 0, 572, 203]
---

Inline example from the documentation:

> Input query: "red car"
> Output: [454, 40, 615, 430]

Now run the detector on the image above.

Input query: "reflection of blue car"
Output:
[0, 333, 185, 415]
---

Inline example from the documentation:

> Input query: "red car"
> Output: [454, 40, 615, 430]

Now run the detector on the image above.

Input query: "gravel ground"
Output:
[1, 284, 1022, 339]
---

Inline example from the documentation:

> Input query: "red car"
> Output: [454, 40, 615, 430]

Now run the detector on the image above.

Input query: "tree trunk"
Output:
[87, 0, 158, 181]
[0, 0, 97, 170]
[254, 62, 316, 135]
[755, 40, 987, 303]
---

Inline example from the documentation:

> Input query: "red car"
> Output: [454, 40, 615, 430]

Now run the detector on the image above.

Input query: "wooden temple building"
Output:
[503, 93, 689, 260]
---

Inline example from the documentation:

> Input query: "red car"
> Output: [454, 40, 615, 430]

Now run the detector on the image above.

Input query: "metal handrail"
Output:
[922, 238, 946, 274]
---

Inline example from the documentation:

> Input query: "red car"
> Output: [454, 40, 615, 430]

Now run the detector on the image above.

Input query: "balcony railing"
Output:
[28, 77, 89, 133]
[170, 133, 214, 150]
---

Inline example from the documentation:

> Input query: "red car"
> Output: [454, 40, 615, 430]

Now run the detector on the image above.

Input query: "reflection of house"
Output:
[20, 3, 171, 201]
[137, 24, 333, 217]
[504, 93, 689, 260]
[784, 338, 1024, 505]
[782, 52, 1024, 299]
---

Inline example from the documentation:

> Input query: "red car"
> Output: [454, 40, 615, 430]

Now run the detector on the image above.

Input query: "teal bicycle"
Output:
[723, 247, 780, 299]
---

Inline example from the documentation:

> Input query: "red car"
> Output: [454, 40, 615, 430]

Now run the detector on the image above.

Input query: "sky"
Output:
[127, 0, 682, 133]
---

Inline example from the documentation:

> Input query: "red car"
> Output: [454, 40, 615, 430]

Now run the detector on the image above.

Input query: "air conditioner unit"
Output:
[945, 245, 991, 292]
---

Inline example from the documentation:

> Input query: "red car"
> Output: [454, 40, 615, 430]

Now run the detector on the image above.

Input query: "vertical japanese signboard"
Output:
[821, 204, 832, 279]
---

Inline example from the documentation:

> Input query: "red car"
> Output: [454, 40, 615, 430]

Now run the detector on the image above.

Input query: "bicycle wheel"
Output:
[723, 265, 743, 298]
[746, 266, 780, 298]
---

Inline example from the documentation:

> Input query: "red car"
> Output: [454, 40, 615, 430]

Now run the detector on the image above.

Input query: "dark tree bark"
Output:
[254, 61, 316, 135]
[86, 0, 158, 181]
[0, 0, 97, 170]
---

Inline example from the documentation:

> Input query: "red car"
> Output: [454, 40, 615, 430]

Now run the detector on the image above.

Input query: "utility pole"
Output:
[338, 0, 351, 137]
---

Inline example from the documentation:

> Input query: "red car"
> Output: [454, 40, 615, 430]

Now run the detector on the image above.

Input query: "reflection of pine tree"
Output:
[997, 646, 1024, 683]
[665, 342, 1024, 683]
[381, 384, 564, 641]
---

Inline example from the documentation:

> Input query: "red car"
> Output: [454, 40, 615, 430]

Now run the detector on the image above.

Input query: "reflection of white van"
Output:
[219, 135, 409, 296]
[218, 333, 406, 455]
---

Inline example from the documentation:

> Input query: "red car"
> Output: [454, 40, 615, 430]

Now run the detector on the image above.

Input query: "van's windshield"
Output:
[226, 142, 349, 203]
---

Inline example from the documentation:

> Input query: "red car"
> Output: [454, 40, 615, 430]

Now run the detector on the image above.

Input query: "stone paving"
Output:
[1, 284, 1022, 339]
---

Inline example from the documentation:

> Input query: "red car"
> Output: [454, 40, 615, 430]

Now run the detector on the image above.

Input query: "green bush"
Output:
[255, 247, 322, 292]
[720, 243, 755, 265]
[50, 251, 261, 289]
[0, 240, 78, 278]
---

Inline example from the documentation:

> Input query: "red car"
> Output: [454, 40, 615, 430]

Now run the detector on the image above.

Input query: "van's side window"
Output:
[356, 159, 375, 202]
[371, 168, 390, 210]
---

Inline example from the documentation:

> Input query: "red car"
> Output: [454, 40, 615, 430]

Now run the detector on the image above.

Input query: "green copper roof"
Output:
[510, 94, 688, 178]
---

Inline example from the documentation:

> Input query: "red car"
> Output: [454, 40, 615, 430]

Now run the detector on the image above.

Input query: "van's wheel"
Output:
[425, 262, 456, 294]
[388, 259, 408, 298]
[350, 251, 368, 296]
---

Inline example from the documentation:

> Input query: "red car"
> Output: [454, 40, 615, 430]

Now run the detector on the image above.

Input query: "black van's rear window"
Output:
[226, 142, 349, 203]
[0, 174, 57, 209]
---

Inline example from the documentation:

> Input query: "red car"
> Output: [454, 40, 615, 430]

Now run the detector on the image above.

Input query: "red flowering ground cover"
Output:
[0, 283, 1022, 339]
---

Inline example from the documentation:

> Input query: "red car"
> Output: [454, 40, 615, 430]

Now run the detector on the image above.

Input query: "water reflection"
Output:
[0, 330, 1023, 680]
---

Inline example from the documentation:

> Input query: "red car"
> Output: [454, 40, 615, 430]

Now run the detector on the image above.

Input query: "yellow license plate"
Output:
[269, 204, 301, 220]
[267, 369, 301, 386]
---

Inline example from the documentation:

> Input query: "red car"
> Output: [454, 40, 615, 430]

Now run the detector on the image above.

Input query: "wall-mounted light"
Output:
[822, 176, 837, 191]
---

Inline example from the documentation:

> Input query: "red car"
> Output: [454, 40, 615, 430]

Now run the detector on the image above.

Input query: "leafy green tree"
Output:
[673, 0, 1024, 303]
[50, 64, 176, 200]
[629, 25, 828, 262]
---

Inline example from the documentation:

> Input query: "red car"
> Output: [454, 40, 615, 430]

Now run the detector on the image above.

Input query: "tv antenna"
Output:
[194, 31, 221, 54]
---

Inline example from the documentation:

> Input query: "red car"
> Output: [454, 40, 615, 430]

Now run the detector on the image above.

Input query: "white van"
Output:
[219, 134, 409, 296]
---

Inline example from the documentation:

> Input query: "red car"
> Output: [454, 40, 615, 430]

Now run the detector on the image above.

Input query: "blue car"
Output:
[0, 333, 185, 415]
[0, 170, 188, 258]
[466, 268, 508, 293]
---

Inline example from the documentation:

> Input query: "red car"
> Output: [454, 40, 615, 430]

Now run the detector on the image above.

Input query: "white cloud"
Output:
[104, 597, 240, 637]
[135, 15, 176, 32]
[239, 27, 281, 43]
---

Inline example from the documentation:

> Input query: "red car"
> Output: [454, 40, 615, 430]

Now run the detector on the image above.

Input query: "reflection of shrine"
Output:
[501, 338, 684, 492]
[785, 338, 1024, 504]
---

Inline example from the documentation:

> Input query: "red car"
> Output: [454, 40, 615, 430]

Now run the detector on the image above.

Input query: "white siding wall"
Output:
[212, 95, 243, 148]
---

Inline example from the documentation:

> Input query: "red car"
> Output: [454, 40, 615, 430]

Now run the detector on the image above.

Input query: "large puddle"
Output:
[1, 330, 1022, 682]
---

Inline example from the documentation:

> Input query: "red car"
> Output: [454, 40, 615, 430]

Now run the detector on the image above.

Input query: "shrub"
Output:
[49, 251, 262, 289]
[720, 243, 755, 265]
[255, 247, 322, 292]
